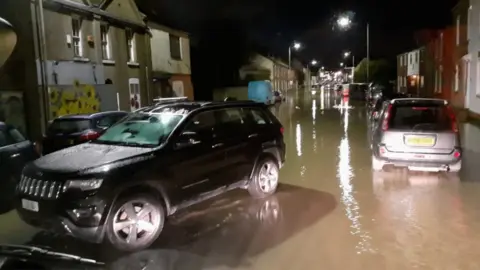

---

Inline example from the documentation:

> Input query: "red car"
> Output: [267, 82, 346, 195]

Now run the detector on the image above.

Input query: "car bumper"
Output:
[15, 193, 108, 243]
[376, 152, 461, 171]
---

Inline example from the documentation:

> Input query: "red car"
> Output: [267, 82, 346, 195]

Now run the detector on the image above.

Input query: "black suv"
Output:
[15, 101, 285, 251]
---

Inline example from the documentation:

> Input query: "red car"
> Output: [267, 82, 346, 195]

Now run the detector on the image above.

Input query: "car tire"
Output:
[372, 155, 384, 171]
[248, 157, 280, 199]
[105, 193, 165, 252]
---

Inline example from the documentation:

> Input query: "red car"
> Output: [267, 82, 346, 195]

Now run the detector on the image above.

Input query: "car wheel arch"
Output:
[103, 181, 173, 226]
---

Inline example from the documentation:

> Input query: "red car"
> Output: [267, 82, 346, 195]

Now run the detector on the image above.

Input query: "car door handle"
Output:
[212, 143, 224, 149]
[10, 153, 20, 158]
[248, 133, 258, 138]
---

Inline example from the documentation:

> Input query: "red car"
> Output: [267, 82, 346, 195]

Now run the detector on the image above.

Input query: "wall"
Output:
[150, 23, 191, 75]
[212, 87, 248, 101]
[468, 0, 480, 115]
[451, 0, 469, 110]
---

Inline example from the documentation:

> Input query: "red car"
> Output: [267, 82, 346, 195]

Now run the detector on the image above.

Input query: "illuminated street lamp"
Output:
[340, 62, 344, 67]
[311, 59, 317, 65]
[344, 51, 351, 58]
[337, 16, 351, 28]
[337, 13, 370, 82]
[288, 41, 301, 68]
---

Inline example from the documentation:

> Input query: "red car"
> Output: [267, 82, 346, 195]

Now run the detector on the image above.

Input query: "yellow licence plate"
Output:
[406, 137, 435, 146]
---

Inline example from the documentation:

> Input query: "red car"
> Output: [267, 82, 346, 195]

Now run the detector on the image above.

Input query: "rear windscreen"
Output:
[48, 119, 91, 134]
[389, 104, 452, 131]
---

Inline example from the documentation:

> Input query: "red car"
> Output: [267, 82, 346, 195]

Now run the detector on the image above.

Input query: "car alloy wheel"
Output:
[258, 162, 279, 193]
[107, 194, 164, 251]
[248, 157, 280, 198]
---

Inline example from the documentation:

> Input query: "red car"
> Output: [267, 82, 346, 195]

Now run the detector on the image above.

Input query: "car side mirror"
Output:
[175, 131, 201, 149]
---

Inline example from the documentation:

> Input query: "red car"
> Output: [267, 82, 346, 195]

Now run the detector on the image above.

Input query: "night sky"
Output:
[137, 0, 458, 69]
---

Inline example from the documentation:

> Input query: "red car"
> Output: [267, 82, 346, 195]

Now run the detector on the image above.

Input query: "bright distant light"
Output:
[340, 62, 344, 67]
[311, 60, 317, 65]
[293, 42, 301, 49]
[344, 51, 350, 57]
[337, 16, 351, 28]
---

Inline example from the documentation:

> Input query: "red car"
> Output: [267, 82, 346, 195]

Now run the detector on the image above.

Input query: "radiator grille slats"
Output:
[18, 175, 64, 199]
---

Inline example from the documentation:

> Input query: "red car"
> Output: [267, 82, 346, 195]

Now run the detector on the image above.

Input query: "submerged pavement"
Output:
[1, 88, 480, 269]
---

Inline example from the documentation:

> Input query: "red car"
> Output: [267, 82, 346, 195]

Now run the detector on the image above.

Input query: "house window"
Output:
[100, 24, 111, 60]
[169, 34, 182, 60]
[455, 64, 459, 92]
[420, 76, 424, 88]
[125, 28, 136, 62]
[71, 18, 83, 57]
[128, 78, 141, 111]
[456, 15, 460, 45]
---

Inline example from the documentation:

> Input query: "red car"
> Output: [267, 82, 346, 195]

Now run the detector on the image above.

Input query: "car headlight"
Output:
[65, 179, 103, 191]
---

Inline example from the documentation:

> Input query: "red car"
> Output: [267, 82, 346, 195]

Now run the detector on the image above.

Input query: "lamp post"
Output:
[344, 51, 355, 83]
[288, 42, 301, 69]
[337, 15, 370, 83]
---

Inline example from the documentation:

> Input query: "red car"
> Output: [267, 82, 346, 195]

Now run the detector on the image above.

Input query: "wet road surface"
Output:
[2, 88, 480, 269]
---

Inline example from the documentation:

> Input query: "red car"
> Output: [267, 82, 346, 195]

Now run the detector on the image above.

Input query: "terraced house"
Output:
[0, 0, 152, 140]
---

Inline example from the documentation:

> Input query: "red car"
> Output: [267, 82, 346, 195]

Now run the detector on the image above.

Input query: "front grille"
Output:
[18, 175, 65, 199]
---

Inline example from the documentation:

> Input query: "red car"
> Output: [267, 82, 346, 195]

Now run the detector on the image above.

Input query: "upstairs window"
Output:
[100, 24, 111, 60]
[169, 34, 182, 60]
[71, 18, 83, 57]
[125, 28, 136, 62]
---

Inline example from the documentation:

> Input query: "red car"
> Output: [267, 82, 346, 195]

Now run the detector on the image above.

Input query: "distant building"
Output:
[239, 53, 294, 92]
[148, 22, 194, 100]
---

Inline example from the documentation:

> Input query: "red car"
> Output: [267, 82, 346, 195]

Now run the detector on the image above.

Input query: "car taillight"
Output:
[453, 150, 461, 158]
[280, 127, 284, 134]
[381, 104, 393, 131]
[446, 106, 458, 133]
[79, 130, 100, 141]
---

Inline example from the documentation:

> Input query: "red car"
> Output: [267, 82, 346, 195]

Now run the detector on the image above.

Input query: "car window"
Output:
[0, 130, 7, 147]
[244, 108, 271, 125]
[183, 111, 215, 135]
[96, 116, 116, 128]
[48, 119, 92, 134]
[8, 127, 26, 143]
[217, 108, 244, 125]
[96, 112, 185, 146]
[389, 104, 452, 131]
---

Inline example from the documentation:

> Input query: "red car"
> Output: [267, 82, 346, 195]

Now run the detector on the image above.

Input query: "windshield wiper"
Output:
[0, 244, 104, 266]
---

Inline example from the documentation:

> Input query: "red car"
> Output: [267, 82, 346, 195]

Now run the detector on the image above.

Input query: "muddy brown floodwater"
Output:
[3, 88, 480, 269]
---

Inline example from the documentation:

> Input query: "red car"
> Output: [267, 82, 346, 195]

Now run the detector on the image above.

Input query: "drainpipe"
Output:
[37, 0, 49, 135]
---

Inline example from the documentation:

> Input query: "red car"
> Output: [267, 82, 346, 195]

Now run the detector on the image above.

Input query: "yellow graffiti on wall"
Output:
[49, 81, 101, 119]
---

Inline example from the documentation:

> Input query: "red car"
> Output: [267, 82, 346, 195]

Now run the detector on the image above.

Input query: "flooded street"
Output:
[2, 88, 480, 269]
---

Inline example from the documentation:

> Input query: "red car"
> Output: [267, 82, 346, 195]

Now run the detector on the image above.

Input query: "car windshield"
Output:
[389, 104, 452, 131]
[95, 112, 185, 147]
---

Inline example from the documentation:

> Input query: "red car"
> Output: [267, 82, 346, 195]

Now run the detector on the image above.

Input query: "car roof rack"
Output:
[153, 97, 189, 103]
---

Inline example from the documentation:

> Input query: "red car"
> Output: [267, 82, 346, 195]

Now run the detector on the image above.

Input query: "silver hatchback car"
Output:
[371, 98, 461, 172]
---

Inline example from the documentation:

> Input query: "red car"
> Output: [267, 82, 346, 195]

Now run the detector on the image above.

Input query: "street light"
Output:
[344, 51, 350, 58]
[337, 16, 351, 28]
[288, 42, 301, 69]
[336, 14, 370, 82]
[340, 62, 344, 67]
[311, 59, 317, 65]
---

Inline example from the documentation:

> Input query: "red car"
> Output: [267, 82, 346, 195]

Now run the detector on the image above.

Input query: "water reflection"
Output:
[296, 123, 302, 157]
[337, 98, 374, 254]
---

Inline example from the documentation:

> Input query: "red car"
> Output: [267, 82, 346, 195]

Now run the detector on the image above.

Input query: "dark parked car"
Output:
[15, 100, 286, 252]
[42, 111, 128, 155]
[0, 122, 39, 205]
